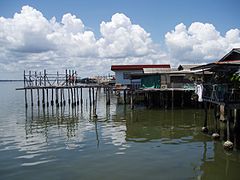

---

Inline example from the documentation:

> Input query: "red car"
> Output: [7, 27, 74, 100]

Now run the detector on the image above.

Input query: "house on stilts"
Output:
[191, 48, 240, 150]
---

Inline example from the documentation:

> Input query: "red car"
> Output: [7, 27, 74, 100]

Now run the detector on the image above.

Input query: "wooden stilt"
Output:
[60, 89, 63, 106]
[30, 88, 33, 106]
[51, 88, 54, 106]
[37, 88, 40, 106]
[93, 88, 98, 118]
[130, 91, 134, 110]
[124, 90, 126, 104]
[80, 88, 83, 105]
[202, 102, 208, 132]
[56, 88, 59, 107]
[212, 104, 220, 139]
[42, 88, 45, 107]
[92, 87, 95, 108]
[219, 104, 225, 121]
[181, 91, 184, 107]
[171, 86, 174, 109]
[46, 88, 49, 107]
[68, 87, 70, 104]
[73, 87, 76, 106]
[63, 89, 66, 106]
[233, 109, 237, 129]
[106, 88, 110, 105]
[224, 107, 233, 150]
[77, 88, 79, 105]
[89, 88, 92, 107]
[25, 89, 28, 108]
[71, 87, 74, 107]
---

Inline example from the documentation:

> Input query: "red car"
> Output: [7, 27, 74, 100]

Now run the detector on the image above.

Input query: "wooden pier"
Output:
[16, 70, 113, 118]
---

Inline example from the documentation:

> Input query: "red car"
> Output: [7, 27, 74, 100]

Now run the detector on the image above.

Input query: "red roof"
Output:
[111, 64, 171, 71]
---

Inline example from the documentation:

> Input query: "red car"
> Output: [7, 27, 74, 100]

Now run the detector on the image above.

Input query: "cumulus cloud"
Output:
[0, 5, 166, 78]
[97, 13, 154, 58]
[165, 22, 240, 65]
[0, 5, 239, 79]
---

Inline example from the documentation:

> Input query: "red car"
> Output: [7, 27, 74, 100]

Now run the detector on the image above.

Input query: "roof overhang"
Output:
[111, 64, 171, 71]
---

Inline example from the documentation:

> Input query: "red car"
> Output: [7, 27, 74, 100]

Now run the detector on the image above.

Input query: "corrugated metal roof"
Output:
[143, 68, 171, 74]
[219, 48, 240, 62]
[111, 64, 171, 71]
[178, 64, 203, 71]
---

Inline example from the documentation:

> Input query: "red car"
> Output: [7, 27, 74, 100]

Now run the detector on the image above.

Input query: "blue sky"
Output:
[0, 0, 239, 79]
[1, 0, 239, 43]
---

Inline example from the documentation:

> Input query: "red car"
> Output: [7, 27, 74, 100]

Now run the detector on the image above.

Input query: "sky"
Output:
[0, 0, 239, 79]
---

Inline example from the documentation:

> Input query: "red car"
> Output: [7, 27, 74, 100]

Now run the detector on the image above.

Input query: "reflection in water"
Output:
[124, 108, 204, 143]
[1, 82, 240, 180]
[25, 105, 80, 140]
[200, 141, 240, 180]
[22, 99, 240, 179]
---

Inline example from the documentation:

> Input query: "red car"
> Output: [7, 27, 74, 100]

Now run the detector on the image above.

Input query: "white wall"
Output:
[114, 70, 142, 85]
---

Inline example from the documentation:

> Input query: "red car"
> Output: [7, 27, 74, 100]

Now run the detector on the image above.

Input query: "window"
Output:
[123, 72, 130, 79]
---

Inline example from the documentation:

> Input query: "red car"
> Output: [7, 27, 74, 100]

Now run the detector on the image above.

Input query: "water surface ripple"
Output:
[0, 82, 240, 180]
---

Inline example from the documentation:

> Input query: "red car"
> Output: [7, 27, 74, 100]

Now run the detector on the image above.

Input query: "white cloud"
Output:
[0, 5, 239, 79]
[0, 6, 167, 78]
[97, 13, 154, 58]
[165, 22, 240, 65]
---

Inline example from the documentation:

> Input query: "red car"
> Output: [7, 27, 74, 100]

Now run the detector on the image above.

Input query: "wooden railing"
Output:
[24, 69, 78, 88]
[203, 83, 240, 103]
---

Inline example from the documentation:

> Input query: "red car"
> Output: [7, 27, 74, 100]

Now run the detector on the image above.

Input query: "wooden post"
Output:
[51, 88, 54, 106]
[202, 102, 208, 132]
[60, 88, 63, 106]
[66, 69, 68, 86]
[29, 71, 32, 106]
[80, 88, 83, 106]
[214, 105, 218, 131]
[233, 109, 237, 129]
[212, 104, 220, 139]
[226, 108, 231, 141]
[25, 88, 28, 108]
[35, 71, 37, 86]
[219, 104, 225, 121]
[93, 87, 98, 118]
[63, 89, 66, 106]
[124, 90, 126, 104]
[46, 88, 49, 107]
[73, 87, 76, 106]
[171, 83, 174, 109]
[92, 87, 95, 108]
[71, 87, 74, 107]
[181, 91, 184, 108]
[24, 70, 26, 88]
[39, 72, 42, 86]
[44, 69, 46, 86]
[165, 93, 168, 109]
[69, 69, 71, 85]
[29, 71, 31, 87]
[89, 88, 92, 107]
[23, 70, 28, 108]
[77, 87, 79, 105]
[56, 88, 59, 107]
[130, 91, 134, 109]
[74, 70, 77, 85]
[223, 107, 233, 150]
[42, 88, 45, 107]
[68, 87, 70, 104]
[37, 88, 40, 106]
[106, 87, 110, 105]
[57, 71, 59, 86]
[30, 88, 33, 106]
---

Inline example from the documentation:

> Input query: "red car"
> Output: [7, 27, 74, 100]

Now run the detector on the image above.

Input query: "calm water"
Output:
[0, 82, 240, 180]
